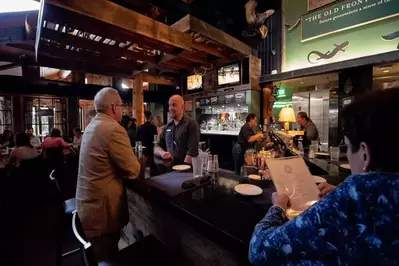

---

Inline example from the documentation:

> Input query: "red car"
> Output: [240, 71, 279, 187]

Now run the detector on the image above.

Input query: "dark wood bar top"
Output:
[124, 154, 351, 264]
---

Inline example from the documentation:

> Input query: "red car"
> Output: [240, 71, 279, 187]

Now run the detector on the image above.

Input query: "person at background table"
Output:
[72, 127, 82, 150]
[296, 111, 319, 148]
[0, 129, 14, 149]
[249, 88, 399, 265]
[137, 110, 157, 155]
[26, 127, 41, 148]
[41, 128, 71, 158]
[127, 118, 137, 147]
[232, 113, 264, 175]
[154, 95, 199, 165]
[153, 115, 164, 136]
[76, 87, 140, 262]
[6, 132, 38, 168]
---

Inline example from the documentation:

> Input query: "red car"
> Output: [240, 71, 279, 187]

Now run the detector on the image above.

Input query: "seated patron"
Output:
[7, 132, 38, 168]
[41, 128, 71, 162]
[26, 127, 41, 148]
[0, 129, 14, 149]
[72, 127, 82, 150]
[249, 88, 399, 265]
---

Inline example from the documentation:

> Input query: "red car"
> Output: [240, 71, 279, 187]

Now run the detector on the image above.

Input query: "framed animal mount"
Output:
[307, 0, 336, 11]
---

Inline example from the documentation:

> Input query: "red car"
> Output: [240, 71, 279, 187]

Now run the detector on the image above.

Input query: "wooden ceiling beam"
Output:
[40, 28, 157, 64]
[162, 59, 193, 70]
[191, 41, 229, 60]
[172, 15, 251, 56]
[45, 0, 193, 51]
[178, 50, 209, 65]
[42, 4, 178, 56]
[139, 72, 177, 86]
[40, 44, 142, 71]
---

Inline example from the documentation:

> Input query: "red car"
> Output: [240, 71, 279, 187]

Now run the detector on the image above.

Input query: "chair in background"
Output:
[49, 170, 79, 266]
[43, 147, 65, 175]
[72, 211, 181, 266]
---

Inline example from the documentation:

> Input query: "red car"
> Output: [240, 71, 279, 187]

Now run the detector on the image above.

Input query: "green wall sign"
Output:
[302, 0, 399, 42]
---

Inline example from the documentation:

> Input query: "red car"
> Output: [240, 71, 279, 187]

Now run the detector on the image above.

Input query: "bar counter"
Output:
[124, 155, 350, 266]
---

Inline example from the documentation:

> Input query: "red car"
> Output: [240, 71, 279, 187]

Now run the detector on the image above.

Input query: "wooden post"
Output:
[21, 65, 40, 80]
[71, 71, 86, 84]
[133, 74, 144, 125]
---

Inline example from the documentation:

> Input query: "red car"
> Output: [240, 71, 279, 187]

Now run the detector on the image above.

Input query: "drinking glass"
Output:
[154, 135, 159, 144]
[330, 146, 340, 162]
[192, 157, 203, 185]
[311, 141, 319, 152]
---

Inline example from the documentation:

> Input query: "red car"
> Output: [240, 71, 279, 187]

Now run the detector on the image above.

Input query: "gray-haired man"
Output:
[76, 87, 140, 261]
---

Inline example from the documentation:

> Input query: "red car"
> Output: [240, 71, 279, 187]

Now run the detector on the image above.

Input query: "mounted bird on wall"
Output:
[243, 0, 274, 39]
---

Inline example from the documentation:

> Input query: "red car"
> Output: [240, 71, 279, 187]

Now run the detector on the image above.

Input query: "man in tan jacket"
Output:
[76, 87, 140, 261]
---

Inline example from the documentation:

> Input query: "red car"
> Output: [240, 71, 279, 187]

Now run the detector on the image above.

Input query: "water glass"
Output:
[330, 146, 340, 162]
[311, 141, 319, 151]
[192, 157, 204, 185]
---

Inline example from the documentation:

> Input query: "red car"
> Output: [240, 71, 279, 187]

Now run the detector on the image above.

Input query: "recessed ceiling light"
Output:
[383, 70, 390, 73]
[300, 82, 304, 84]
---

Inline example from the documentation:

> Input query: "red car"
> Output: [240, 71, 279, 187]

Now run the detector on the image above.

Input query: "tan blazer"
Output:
[76, 113, 140, 238]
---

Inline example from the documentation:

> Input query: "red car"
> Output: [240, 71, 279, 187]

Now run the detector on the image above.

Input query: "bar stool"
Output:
[72, 211, 181, 266]
[49, 169, 80, 265]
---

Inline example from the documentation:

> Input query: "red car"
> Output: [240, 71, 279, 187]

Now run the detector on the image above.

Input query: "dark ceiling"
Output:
[112, 0, 281, 46]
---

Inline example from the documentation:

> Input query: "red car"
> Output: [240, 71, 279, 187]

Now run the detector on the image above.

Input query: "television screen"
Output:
[218, 63, 240, 86]
[187, 75, 203, 91]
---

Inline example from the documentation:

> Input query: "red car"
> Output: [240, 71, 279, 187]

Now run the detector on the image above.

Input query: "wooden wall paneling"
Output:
[249, 55, 261, 91]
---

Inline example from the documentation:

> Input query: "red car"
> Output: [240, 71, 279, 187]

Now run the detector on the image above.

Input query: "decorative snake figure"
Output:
[307, 41, 349, 64]
[243, 0, 274, 39]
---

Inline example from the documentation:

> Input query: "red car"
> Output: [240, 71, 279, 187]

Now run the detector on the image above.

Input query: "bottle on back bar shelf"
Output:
[207, 155, 214, 174]
[213, 155, 219, 173]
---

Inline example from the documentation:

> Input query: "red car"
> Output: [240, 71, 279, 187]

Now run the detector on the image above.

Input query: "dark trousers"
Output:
[232, 143, 244, 176]
[90, 232, 120, 262]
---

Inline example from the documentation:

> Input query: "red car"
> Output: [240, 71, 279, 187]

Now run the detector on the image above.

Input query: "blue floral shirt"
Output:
[249, 172, 399, 265]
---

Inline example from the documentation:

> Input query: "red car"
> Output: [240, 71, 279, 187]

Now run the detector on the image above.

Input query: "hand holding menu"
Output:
[266, 156, 319, 213]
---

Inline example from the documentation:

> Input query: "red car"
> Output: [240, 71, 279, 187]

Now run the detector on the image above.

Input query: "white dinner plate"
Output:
[248, 174, 262, 180]
[315, 152, 329, 157]
[172, 165, 191, 171]
[340, 164, 351, 170]
[313, 175, 327, 183]
[234, 184, 263, 196]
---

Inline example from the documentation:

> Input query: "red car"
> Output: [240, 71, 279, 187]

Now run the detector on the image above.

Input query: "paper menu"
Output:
[266, 156, 319, 212]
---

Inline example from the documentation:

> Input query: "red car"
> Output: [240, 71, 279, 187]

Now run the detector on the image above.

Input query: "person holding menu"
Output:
[249, 88, 399, 265]
[232, 113, 264, 175]
[154, 95, 199, 165]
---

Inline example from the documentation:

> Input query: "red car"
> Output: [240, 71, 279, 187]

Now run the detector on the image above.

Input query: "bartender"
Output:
[154, 95, 199, 165]
[233, 113, 264, 175]
[296, 112, 319, 148]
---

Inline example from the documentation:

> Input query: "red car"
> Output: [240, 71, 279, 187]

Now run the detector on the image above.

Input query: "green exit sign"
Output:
[277, 88, 286, 98]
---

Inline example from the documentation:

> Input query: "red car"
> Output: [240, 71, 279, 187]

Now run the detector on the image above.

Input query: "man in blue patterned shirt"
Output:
[249, 88, 399, 265]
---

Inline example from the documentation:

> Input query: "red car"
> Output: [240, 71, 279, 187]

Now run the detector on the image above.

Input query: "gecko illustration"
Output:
[307, 41, 349, 64]
[381, 31, 399, 50]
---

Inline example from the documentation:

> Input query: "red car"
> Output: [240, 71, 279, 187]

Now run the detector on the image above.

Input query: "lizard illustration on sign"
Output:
[307, 41, 349, 64]
[381, 31, 399, 50]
